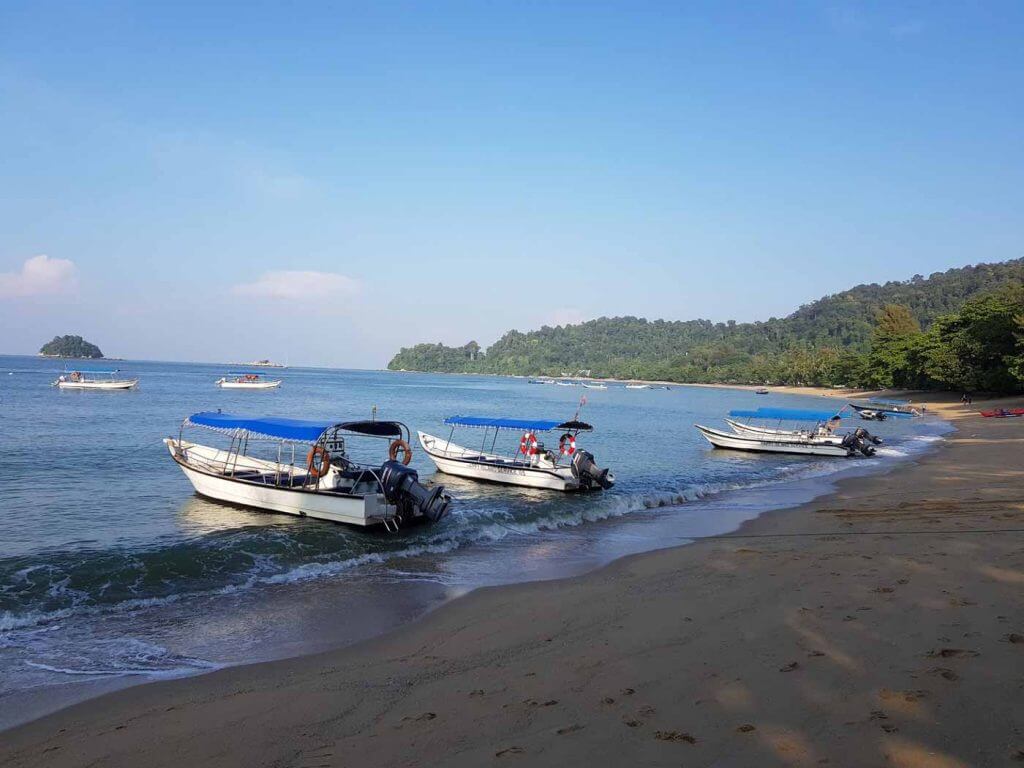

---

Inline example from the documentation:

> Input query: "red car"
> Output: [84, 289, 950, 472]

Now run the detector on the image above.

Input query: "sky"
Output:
[1, 1, 1022, 368]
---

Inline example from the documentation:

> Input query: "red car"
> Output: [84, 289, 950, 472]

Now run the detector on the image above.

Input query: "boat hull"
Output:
[56, 379, 138, 390]
[724, 418, 844, 445]
[165, 440, 390, 526]
[216, 380, 282, 389]
[418, 432, 578, 491]
[695, 425, 852, 457]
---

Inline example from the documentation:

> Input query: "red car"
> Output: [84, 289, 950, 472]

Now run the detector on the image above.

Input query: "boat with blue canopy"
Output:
[52, 368, 138, 390]
[849, 400, 920, 419]
[696, 406, 881, 457]
[165, 411, 450, 530]
[417, 413, 614, 491]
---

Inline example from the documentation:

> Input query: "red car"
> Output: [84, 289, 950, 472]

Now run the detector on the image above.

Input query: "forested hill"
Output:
[387, 258, 1024, 387]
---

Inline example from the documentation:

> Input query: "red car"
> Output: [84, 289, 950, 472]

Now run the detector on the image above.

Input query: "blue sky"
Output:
[1, 1, 1021, 367]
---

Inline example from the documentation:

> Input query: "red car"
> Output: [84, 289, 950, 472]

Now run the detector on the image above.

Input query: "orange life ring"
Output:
[520, 432, 538, 455]
[389, 438, 412, 465]
[559, 433, 576, 456]
[306, 446, 331, 478]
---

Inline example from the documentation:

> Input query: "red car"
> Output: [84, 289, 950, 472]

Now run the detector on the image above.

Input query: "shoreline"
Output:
[4, 393, 1022, 765]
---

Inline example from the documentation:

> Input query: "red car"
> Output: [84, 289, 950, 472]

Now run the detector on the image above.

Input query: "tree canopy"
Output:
[39, 335, 104, 358]
[388, 258, 1024, 393]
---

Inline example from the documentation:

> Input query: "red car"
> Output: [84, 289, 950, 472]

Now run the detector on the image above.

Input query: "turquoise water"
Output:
[0, 355, 947, 724]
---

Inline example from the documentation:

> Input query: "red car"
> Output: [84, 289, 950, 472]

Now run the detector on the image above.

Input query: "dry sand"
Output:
[2, 395, 1023, 767]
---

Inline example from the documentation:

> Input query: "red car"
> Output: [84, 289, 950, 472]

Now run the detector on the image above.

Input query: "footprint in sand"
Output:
[880, 689, 929, 703]
[556, 724, 584, 735]
[779, 661, 800, 672]
[1003, 633, 1024, 644]
[736, 724, 756, 733]
[928, 667, 960, 681]
[621, 688, 636, 696]
[622, 718, 643, 728]
[654, 731, 697, 744]
[926, 648, 979, 659]
[495, 746, 524, 757]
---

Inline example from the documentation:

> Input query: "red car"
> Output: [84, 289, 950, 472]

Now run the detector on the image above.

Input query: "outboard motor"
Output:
[571, 450, 615, 490]
[854, 427, 883, 446]
[379, 460, 451, 524]
[841, 429, 878, 457]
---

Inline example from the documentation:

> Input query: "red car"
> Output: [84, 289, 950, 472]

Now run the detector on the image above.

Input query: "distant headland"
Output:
[38, 335, 104, 359]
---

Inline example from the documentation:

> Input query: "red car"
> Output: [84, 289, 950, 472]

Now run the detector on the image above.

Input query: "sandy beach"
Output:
[2, 394, 1022, 767]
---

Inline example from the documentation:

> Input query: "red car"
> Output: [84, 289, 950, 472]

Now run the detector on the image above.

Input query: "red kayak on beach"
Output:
[980, 408, 1024, 418]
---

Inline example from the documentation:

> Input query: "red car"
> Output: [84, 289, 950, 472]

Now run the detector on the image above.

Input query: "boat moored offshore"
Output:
[166, 412, 451, 530]
[52, 369, 139, 390]
[216, 372, 282, 389]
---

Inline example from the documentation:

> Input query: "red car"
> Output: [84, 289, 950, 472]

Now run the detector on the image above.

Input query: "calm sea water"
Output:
[0, 355, 948, 726]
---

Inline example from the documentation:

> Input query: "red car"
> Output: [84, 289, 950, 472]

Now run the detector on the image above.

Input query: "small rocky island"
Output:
[39, 335, 104, 359]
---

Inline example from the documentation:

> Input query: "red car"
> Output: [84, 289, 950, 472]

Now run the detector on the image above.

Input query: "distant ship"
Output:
[246, 359, 286, 369]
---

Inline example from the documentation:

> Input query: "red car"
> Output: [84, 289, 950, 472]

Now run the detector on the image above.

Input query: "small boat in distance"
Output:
[249, 359, 286, 368]
[581, 382, 608, 389]
[52, 369, 138, 390]
[418, 415, 614, 491]
[216, 372, 282, 389]
[625, 383, 649, 390]
[166, 412, 450, 529]
[755, 387, 770, 395]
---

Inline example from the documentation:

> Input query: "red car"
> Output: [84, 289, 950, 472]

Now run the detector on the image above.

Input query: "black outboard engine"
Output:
[571, 450, 615, 490]
[855, 427, 883, 446]
[379, 460, 451, 524]
[841, 429, 879, 457]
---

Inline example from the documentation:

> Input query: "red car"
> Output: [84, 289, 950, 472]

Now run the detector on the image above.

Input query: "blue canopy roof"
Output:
[186, 412, 334, 442]
[444, 416, 566, 432]
[729, 407, 842, 422]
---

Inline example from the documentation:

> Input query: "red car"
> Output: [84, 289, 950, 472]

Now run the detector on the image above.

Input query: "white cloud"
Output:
[0, 254, 77, 298]
[232, 270, 361, 301]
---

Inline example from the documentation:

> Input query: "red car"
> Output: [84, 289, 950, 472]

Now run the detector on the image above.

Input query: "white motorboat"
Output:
[53, 370, 138, 390]
[625, 383, 649, 390]
[216, 372, 282, 389]
[418, 415, 614, 492]
[581, 382, 608, 390]
[695, 424, 858, 456]
[697, 407, 881, 457]
[724, 417, 846, 444]
[166, 412, 450, 530]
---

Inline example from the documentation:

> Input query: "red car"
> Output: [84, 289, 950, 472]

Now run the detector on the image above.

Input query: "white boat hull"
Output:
[216, 379, 282, 389]
[56, 379, 138, 390]
[418, 432, 578, 491]
[724, 418, 844, 444]
[165, 440, 391, 526]
[695, 425, 852, 457]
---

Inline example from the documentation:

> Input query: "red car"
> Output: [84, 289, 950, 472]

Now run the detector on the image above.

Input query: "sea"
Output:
[0, 355, 951, 729]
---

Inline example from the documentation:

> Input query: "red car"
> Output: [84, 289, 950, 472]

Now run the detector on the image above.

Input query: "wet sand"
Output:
[2, 395, 1022, 767]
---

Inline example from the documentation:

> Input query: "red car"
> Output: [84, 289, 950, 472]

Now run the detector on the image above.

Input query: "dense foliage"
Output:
[388, 259, 1024, 392]
[39, 335, 103, 358]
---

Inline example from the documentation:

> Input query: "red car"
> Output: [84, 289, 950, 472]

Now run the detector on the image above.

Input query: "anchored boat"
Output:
[52, 369, 138, 390]
[165, 412, 451, 530]
[418, 415, 614, 491]
[216, 372, 282, 389]
[696, 407, 881, 457]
